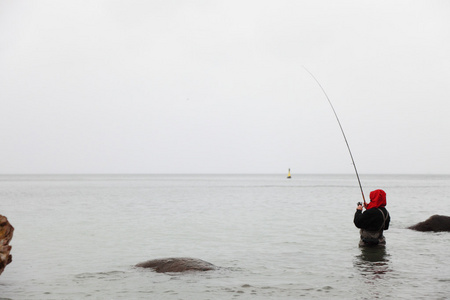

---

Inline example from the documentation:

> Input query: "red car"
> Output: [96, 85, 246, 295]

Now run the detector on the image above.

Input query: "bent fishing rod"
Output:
[303, 67, 367, 207]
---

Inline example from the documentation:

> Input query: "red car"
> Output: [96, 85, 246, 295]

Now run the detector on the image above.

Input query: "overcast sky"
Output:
[1, 0, 449, 174]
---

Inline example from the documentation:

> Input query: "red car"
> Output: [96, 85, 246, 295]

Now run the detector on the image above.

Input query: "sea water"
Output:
[0, 174, 449, 299]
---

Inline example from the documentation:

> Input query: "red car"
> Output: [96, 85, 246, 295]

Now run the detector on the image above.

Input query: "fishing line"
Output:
[303, 66, 367, 206]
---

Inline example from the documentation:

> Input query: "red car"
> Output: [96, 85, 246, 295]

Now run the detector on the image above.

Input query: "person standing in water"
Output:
[354, 189, 390, 246]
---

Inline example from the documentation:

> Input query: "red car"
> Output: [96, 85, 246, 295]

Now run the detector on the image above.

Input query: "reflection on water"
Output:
[354, 246, 392, 281]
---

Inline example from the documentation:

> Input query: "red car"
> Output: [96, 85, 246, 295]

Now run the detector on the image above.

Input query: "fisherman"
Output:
[354, 189, 390, 246]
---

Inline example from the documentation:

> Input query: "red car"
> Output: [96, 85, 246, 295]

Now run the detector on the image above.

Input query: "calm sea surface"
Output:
[1, 174, 450, 299]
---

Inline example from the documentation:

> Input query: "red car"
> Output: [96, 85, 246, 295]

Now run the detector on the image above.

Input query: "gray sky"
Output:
[1, 0, 449, 174]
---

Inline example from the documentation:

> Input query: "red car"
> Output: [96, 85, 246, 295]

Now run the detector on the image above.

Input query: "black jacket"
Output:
[354, 207, 390, 232]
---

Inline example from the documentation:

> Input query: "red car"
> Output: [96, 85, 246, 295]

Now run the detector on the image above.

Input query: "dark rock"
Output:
[408, 215, 450, 232]
[0, 214, 14, 276]
[135, 257, 216, 273]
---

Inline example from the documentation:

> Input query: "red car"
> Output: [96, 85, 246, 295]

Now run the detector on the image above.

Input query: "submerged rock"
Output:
[408, 215, 450, 232]
[0, 214, 14, 276]
[135, 257, 216, 273]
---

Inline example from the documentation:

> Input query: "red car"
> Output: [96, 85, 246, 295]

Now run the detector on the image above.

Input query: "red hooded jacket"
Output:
[354, 189, 390, 232]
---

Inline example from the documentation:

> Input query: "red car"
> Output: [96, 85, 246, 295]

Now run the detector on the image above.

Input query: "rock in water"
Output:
[408, 215, 450, 232]
[0, 214, 14, 276]
[136, 257, 216, 273]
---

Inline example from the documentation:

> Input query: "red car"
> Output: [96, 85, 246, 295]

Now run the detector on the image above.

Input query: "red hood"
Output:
[366, 189, 386, 210]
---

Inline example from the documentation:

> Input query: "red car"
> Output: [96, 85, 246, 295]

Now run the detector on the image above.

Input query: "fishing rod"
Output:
[303, 67, 367, 207]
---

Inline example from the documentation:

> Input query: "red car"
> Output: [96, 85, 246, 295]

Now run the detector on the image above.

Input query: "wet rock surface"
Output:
[0, 215, 14, 276]
[408, 215, 450, 232]
[136, 257, 216, 273]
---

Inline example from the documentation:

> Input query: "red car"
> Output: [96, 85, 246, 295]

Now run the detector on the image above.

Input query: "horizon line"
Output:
[0, 173, 448, 176]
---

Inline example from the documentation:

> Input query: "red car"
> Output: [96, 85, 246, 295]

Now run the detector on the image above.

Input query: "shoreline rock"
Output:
[0, 214, 14, 276]
[408, 215, 450, 232]
[136, 257, 216, 273]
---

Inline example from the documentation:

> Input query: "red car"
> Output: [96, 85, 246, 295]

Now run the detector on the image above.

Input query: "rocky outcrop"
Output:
[136, 257, 216, 273]
[408, 215, 450, 232]
[0, 215, 14, 276]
